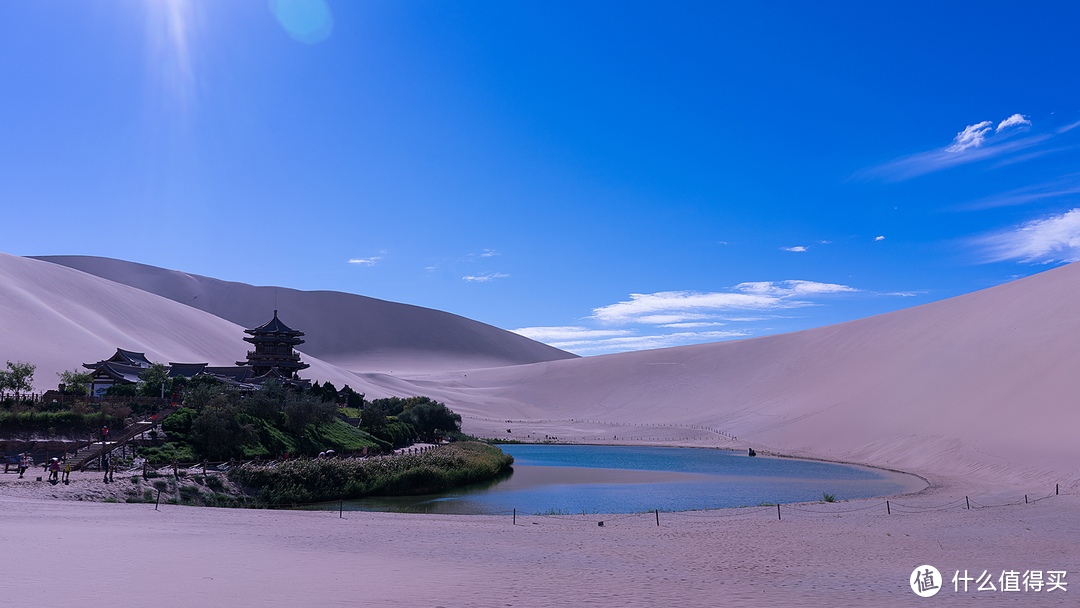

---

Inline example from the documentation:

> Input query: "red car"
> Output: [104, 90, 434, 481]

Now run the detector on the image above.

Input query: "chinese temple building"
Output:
[80, 311, 311, 396]
[236, 310, 310, 379]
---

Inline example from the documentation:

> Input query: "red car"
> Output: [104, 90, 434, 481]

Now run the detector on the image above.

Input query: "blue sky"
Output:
[4, 1, 1080, 355]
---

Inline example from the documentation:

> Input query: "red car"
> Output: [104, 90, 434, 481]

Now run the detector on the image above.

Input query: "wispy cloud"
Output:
[514, 327, 753, 354]
[515, 279, 914, 355]
[946, 121, 993, 152]
[875, 236, 885, 241]
[859, 114, 1050, 181]
[961, 172, 1080, 210]
[480, 249, 499, 257]
[781, 246, 808, 252]
[591, 280, 857, 324]
[463, 272, 509, 282]
[348, 256, 382, 266]
[512, 326, 632, 342]
[977, 208, 1080, 264]
[997, 114, 1031, 132]
[349, 250, 387, 266]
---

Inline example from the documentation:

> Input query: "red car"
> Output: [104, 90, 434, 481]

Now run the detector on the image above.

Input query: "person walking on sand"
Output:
[62, 460, 71, 483]
[18, 453, 30, 478]
[102, 453, 111, 483]
[49, 458, 60, 482]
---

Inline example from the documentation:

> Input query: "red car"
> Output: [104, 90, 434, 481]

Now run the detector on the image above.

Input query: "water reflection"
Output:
[310, 445, 925, 515]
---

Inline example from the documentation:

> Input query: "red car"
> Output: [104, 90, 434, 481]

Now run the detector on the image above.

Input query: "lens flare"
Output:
[269, 0, 334, 45]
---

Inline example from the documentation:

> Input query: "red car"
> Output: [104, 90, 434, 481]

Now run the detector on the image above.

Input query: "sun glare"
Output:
[144, 0, 198, 112]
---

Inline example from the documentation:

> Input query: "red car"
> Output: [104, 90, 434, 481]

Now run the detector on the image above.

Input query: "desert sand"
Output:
[0, 474, 1075, 607]
[2, 253, 1078, 605]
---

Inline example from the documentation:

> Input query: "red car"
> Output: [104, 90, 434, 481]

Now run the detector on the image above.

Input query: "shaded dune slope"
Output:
[372, 263, 1080, 489]
[0, 254, 375, 393]
[34, 256, 576, 373]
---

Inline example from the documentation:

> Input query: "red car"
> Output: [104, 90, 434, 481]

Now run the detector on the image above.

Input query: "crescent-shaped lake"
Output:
[331, 444, 926, 515]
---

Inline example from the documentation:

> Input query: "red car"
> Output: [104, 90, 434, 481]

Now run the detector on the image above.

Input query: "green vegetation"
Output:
[229, 441, 513, 505]
[0, 409, 129, 435]
[823, 492, 837, 502]
[141, 379, 385, 463]
[0, 360, 36, 402]
[56, 369, 93, 396]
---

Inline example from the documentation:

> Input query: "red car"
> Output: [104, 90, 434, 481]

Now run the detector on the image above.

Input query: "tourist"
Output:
[102, 453, 111, 483]
[62, 461, 71, 483]
[49, 458, 60, 482]
[18, 453, 30, 478]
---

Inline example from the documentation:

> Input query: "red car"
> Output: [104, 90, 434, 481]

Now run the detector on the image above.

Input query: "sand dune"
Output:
[0, 254, 374, 394]
[365, 263, 1080, 491]
[34, 255, 576, 373]
[5, 251, 1079, 492]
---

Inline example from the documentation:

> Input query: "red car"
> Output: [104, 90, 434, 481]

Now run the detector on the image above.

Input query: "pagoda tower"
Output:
[237, 310, 310, 378]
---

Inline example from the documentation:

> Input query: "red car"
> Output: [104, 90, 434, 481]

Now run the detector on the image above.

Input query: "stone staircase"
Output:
[74, 408, 175, 471]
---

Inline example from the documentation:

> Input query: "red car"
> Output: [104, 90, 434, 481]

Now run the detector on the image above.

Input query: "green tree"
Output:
[398, 399, 461, 442]
[3, 361, 36, 400]
[189, 405, 258, 460]
[57, 369, 93, 395]
[283, 390, 336, 434]
[138, 363, 171, 398]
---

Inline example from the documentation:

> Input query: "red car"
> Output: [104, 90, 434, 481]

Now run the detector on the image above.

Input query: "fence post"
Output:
[965, 496, 970, 510]
[1056, 483, 1059, 495]
[886, 500, 890, 515]
[340, 499, 343, 518]
[655, 509, 659, 526]
[155, 489, 161, 511]
[777, 504, 781, 521]
[1025, 495, 1028, 504]
[513, 508, 516, 525]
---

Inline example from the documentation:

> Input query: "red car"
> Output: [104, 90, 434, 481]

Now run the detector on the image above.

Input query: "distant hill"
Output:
[33, 255, 577, 373]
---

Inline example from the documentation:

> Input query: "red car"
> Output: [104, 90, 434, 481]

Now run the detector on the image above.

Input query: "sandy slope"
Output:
[365, 263, 1080, 492]
[1, 490, 1075, 608]
[3, 253, 1078, 606]
[0, 253, 374, 393]
[33, 255, 576, 373]
[5, 251, 1080, 493]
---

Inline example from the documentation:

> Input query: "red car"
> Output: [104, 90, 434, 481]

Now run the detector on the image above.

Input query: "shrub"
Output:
[205, 476, 224, 491]
[229, 442, 513, 505]
[823, 492, 837, 502]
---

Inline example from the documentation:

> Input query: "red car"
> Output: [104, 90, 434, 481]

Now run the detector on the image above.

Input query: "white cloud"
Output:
[462, 272, 509, 282]
[859, 114, 1050, 181]
[659, 322, 727, 328]
[533, 329, 754, 354]
[734, 280, 856, 297]
[946, 121, 994, 152]
[590, 281, 857, 324]
[781, 246, 808, 252]
[633, 313, 715, 325]
[875, 236, 885, 241]
[979, 208, 1080, 264]
[512, 326, 631, 342]
[480, 249, 499, 257]
[997, 114, 1031, 132]
[348, 256, 382, 266]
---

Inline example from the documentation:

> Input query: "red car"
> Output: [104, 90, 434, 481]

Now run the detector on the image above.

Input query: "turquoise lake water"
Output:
[331, 445, 925, 515]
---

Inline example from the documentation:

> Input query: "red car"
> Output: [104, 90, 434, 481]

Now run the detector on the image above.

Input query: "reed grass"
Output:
[229, 441, 513, 506]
